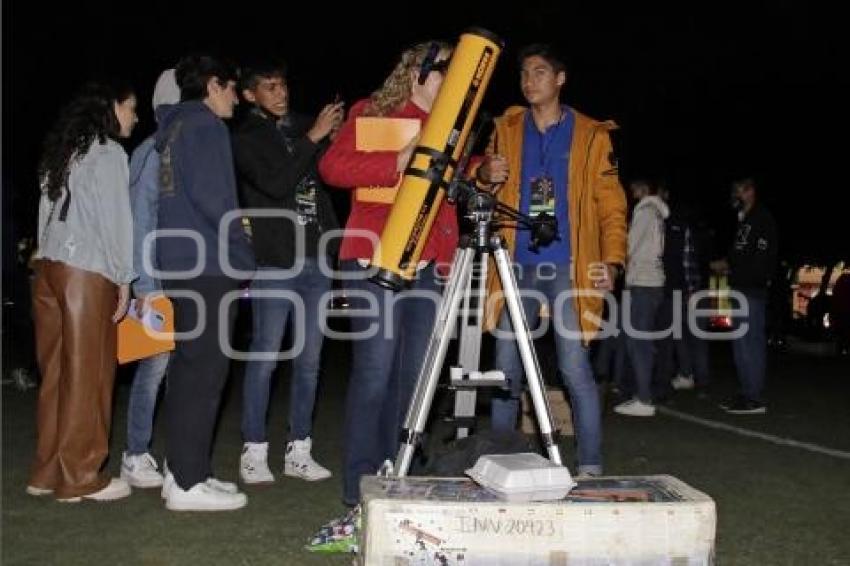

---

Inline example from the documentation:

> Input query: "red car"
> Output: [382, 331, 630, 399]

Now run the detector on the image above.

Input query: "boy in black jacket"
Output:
[712, 178, 778, 414]
[232, 61, 343, 484]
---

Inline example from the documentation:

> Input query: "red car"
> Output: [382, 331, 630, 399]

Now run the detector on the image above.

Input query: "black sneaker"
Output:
[721, 396, 766, 415]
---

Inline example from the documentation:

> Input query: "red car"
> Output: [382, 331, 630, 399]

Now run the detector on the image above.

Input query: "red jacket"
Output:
[319, 98, 458, 265]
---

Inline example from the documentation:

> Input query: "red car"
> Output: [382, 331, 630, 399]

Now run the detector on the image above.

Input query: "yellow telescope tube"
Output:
[371, 27, 503, 290]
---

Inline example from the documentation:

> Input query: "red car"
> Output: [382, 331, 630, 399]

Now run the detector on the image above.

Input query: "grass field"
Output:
[3, 338, 849, 565]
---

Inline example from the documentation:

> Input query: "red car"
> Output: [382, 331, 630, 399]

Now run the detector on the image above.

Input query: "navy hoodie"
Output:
[155, 101, 254, 277]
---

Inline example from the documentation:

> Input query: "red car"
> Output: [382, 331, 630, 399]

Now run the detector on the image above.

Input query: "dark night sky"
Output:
[4, 2, 848, 262]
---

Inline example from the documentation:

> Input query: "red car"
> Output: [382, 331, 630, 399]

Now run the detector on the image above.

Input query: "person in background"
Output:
[613, 179, 668, 417]
[712, 177, 778, 414]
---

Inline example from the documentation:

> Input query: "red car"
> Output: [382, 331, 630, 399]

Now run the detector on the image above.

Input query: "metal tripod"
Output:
[392, 192, 563, 477]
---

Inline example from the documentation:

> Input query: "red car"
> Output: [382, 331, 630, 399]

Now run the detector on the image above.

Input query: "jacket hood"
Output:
[636, 195, 670, 219]
[155, 101, 209, 145]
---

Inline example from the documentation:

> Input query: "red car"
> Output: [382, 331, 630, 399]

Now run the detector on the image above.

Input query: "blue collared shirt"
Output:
[515, 107, 574, 266]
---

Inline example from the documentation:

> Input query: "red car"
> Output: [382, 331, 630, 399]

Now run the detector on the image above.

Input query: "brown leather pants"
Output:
[29, 260, 118, 498]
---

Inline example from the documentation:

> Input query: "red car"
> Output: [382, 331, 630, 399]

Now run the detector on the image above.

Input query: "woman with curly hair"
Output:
[27, 81, 138, 502]
[319, 40, 454, 506]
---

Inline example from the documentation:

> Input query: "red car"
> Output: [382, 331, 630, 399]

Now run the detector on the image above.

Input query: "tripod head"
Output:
[444, 111, 558, 253]
[449, 177, 559, 253]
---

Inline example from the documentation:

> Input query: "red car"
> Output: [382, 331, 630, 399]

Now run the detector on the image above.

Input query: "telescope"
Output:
[370, 27, 504, 290]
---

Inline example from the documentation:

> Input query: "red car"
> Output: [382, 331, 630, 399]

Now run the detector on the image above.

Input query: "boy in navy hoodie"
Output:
[156, 54, 254, 512]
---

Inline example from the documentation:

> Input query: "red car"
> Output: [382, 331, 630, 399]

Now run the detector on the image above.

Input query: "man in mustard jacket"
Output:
[476, 44, 627, 476]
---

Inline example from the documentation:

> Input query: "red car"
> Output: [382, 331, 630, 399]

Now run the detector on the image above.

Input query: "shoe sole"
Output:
[284, 469, 331, 481]
[724, 408, 767, 415]
[84, 485, 132, 501]
[25, 486, 53, 496]
[240, 478, 276, 485]
[613, 407, 656, 417]
[84, 491, 131, 501]
[166, 499, 247, 512]
[121, 470, 164, 489]
[239, 473, 275, 485]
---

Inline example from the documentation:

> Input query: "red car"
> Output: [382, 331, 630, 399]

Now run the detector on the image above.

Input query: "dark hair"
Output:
[517, 43, 567, 74]
[239, 60, 287, 92]
[630, 178, 660, 195]
[732, 176, 758, 194]
[175, 54, 239, 101]
[38, 81, 135, 202]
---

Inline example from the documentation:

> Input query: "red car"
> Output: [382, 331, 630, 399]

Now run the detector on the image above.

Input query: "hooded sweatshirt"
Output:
[154, 101, 254, 277]
[626, 194, 670, 287]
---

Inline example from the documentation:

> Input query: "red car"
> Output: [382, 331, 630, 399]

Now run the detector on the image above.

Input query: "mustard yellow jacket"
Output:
[481, 106, 627, 342]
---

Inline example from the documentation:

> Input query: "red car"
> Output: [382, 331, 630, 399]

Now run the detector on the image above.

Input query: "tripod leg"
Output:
[453, 251, 489, 439]
[492, 248, 563, 466]
[394, 247, 477, 476]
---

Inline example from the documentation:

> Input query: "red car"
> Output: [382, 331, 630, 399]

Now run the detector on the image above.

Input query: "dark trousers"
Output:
[732, 292, 767, 402]
[164, 276, 238, 490]
[625, 286, 665, 403]
[655, 291, 711, 392]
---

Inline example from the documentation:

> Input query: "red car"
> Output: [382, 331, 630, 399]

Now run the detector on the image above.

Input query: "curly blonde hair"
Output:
[364, 41, 451, 117]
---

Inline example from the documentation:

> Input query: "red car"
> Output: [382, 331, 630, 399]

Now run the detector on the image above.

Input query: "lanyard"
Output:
[536, 109, 565, 175]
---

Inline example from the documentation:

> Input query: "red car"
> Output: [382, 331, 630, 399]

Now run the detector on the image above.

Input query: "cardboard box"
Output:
[359, 475, 716, 565]
[521, 386, 574, 437]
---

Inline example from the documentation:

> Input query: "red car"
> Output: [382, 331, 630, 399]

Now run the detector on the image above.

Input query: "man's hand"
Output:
[112, 284, 131, 323]
[307, 101, 345, 143]
[593, 263, 621, 292]
[133, 291, 164, 318]
[396, 134, 421, 173]
[476, 154, 509, 186]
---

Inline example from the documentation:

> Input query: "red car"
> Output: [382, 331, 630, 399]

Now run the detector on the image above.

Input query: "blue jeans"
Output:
[732, 292, 767, 402]
[625, 286, 664, 403]
[490, 265, 602, 474]
[242, 260, 331, 443]
[126, 351, 170, 455]
[341, 260, 441, 505]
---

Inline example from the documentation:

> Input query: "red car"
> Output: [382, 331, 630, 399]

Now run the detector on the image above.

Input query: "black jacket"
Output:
[232, 110, 339, 268]
[729, 204, 778, 293]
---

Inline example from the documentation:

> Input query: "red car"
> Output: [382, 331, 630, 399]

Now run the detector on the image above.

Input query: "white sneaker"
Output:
[58, 478, 132, 502]
[240, 442, 275, 484]
[671, 375, 696, 390]
[25, 485, 53, 496]
[165, 482, 247, 512]
[161, 468, 239, 499]
[206, 477, 238, 494]
[121, 452, 164, 488]
[614, 398, 656, 417]
[284, 438, 331, 481]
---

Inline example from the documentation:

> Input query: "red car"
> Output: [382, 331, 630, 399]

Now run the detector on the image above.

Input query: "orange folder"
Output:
[354, 117, 420, 204]
[117, 295, 175, 364]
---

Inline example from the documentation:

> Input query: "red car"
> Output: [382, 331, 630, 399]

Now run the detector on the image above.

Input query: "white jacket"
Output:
[626, 195, 670, 287]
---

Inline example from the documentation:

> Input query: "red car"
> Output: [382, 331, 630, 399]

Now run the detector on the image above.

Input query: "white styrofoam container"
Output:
[465, 453, 576, 502]
[359, 475, 716, 565]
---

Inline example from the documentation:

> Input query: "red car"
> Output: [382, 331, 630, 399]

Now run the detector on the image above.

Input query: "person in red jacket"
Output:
[319, 40, 454, 506]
